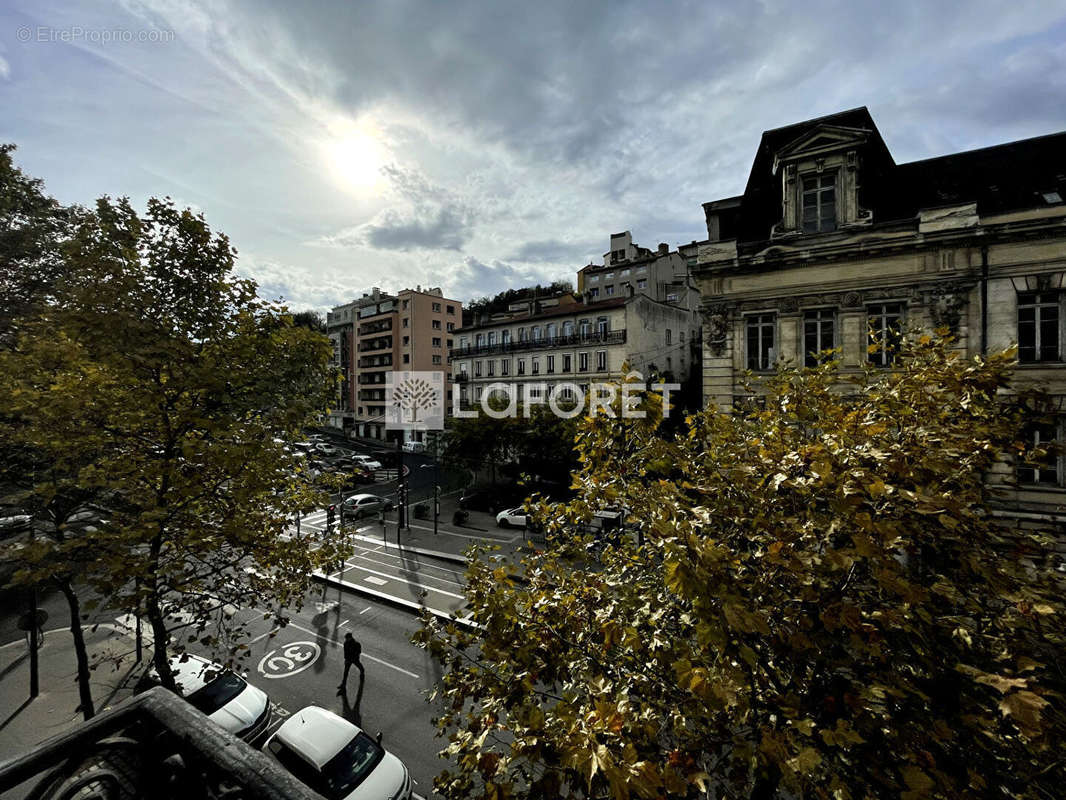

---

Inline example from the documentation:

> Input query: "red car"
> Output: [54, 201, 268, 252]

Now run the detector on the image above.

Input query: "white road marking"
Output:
[338, 619, 350, 628]
[353, 551, 465, 584]
[283, 620, 419, 679]
[364, 575, 388, 586]
[249, 627, 281, 644]
[342, 563, 466, 599]
[359, 606, 372, 614]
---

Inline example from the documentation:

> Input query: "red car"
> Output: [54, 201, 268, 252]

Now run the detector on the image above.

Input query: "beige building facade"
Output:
[689, 107, 1066, 522]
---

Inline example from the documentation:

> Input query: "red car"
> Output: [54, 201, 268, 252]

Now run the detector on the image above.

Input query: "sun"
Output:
[322, 124, 387, 191]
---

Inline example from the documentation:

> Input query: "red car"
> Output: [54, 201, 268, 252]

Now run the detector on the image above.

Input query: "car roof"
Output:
[275, 706, 360, 769]
[165, 652, 219, 693]
[345, 493, 379, 501]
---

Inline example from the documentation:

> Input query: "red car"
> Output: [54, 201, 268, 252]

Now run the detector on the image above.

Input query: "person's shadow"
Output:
[338, 674, 364, 727]
[311, 611, 329, 675]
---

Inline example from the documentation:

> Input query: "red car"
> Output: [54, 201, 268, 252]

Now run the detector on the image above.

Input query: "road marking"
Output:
[341, 563, 466, 599]
[283, 620, 419, 679]
[257, 641, 321, 679]
[359, 606, 371, 614]
[364, 575, 388, 586]
[338, 619, 349, 628]
[353, 552, 465, 585]
[249, 627, 281, 644]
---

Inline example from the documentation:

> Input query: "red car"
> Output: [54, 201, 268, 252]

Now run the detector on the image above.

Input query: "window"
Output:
[475, 361, 482, 377]
[867, 303, 904, 366]
[596, 350, 607, 371]
[501, 360, 509, 376]
[563, 354, 572, 372]
[546, 323, 557, 341]
[403, 318, 409, 328]
[605, 272, 615, 279]
[588, 275, 599, 283]
[488, 331, 497, 346]
[562, 320, 574, 338]
[621, 268, 630, 277]
[432, 302, 442, 312]
[746, 313, 776, 370]
[402, 336, 410, 346]
[487, 360, 495, 377]
[432, 355, 442, 365]
[597, 317, 609, 335]
[532, 357, 540, 375]
[517, 358, 526, 375]
[475, 333, 484, 348]
[588, 288, 600, 299]
[460, 336, 469, 349]
[802, 173, 837, 233]
[459, 363, 468, 375]
[518, 327, 527, 342]
[529, 385, 543, 400]
[502, 330, 510, 345]
[547, 355, 555, 374]
[447, 322, 455, 332]
[665, 329, 672, 345]
[579, 352, 589, 372]
[611, 250, 625, 264]
[447, 304, 456, 314]
[579, 319, 590, 337]
[403, 353, 410, 364]
[532, 326, 542, 342]
[432, 320, 442, 330]
[803, 308, 836, 367]
[605, 285, 615, 297]
[432, 337, 441, 347]
[637, 279, 647, 289]
[402, 300, 410, 310]
[1018, 421, 1060, 485]
[1018, 292, 1060, 362]
[447, 338, 453, 347]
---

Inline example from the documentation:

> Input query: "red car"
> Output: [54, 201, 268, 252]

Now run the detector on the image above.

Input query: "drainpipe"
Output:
[980, 244, 989, 356]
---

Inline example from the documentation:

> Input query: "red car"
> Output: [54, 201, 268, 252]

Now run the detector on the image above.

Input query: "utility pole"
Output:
[433, 435, 440, 536]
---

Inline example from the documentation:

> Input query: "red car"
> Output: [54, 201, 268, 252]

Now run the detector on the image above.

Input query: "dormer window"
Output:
[802, 173, 837, 233]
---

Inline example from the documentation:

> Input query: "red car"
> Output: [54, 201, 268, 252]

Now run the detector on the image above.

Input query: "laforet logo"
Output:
[385, 371, 444, 430]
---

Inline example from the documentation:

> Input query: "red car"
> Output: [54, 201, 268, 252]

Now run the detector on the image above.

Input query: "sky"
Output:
[2, 0, 1066, 314]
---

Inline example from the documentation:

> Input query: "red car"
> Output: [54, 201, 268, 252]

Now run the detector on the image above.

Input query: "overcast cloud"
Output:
[2, 0, 1065, 311]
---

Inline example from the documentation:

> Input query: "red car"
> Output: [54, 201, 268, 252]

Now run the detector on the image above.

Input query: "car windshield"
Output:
[185, 670, 246, 715]
[321, 732, 385, 798]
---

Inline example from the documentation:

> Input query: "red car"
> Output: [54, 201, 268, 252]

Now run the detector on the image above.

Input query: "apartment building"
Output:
[327, 287, 462, 441]
[688, 106, 1066, 523]
[452, 292, 697, 406]
[577, 231, 699, 311]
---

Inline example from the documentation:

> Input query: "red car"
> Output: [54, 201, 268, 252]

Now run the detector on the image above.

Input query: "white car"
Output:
[315, 443, 338, 456]
[351, 454, 383, 471]
[264, 706, 412, 800]
[143, 653, 272, 742]
[401, 441, 425, 454]
[496, 507, 527, 528]
[341, 493, 393, 519]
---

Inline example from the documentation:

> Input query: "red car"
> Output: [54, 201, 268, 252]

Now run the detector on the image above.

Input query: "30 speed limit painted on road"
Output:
[257, 641, 321, 679]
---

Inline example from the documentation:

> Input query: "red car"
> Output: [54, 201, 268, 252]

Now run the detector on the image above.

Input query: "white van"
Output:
[401, 441, 426, 454]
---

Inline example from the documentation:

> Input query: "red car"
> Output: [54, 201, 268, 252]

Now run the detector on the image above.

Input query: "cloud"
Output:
[508, 238, 601, 265]
[0, 54, 10, 81]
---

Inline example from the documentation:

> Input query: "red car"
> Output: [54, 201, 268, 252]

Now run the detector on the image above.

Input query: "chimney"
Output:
[658, 243, 669, 255]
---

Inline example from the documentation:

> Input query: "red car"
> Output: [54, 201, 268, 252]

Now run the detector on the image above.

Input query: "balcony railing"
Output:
[358, 338, 393, 352]
[453, 329, 626, 359]
[0, 687, 319, 800]
[358, 319, 393, 336]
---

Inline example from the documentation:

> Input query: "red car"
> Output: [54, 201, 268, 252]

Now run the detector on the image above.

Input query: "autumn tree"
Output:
[1, 195, 346, 697]
[418, 337, 1065, 799]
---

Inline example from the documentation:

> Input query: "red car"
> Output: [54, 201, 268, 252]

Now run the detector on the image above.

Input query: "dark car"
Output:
[458, 486, 527, 514]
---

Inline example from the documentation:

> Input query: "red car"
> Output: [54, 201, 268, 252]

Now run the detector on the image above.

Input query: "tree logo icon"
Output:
[385, 371, 444, 430]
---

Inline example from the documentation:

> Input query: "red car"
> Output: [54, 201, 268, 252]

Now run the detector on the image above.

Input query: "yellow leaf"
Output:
[788, 747, 822, 773]
[999, 690, 1049, 736]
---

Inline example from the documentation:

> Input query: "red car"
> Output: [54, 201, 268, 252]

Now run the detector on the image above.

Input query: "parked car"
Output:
[350, 454, 383, 471]
[341, 493, 393, 520]
[264, 706, 411, 800]
[315, 443, 338, 456]
[0, 507, 32, 538]
[401, 441, 425, 454]
[459, 486, 526, 514]
[293, 441, 316, 452]
[496, 507, 528, 528]
[138, 653, 272, 743]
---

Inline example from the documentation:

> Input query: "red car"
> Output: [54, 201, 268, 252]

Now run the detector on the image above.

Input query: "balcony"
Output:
[453, 329, 626, 359]
[357, 355, 393, 369]
[0, 687, 318, 800]
[358, 319, 393, 336]
[358, 337, 393, 353]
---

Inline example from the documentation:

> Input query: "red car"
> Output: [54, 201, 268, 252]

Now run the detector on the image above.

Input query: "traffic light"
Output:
[327, 504, 336, 527]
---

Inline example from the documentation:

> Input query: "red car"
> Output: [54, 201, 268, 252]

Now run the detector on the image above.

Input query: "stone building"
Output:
[577, 231, 700, 310]
[688, 107, 1066, 521]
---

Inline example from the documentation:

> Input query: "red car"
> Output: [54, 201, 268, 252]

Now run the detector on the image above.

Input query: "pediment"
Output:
[773, 124, 871, 171]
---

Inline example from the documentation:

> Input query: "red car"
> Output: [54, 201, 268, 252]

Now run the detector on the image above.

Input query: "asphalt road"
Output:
[3, 576, 460, 798]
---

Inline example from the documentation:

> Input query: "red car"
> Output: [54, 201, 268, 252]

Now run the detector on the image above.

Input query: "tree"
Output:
[417, 337, 1065, 799]
[1, 195, 346, 696]
[291, 309, 325, 332]
[0, 143, 80, 348]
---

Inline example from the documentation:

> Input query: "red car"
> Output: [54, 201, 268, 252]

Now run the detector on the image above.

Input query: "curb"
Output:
[310, 572, 481, 630]
[349, 533, 470, 564]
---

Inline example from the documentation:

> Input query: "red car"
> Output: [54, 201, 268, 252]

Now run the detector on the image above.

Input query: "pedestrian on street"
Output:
[337, 632, 365, 695]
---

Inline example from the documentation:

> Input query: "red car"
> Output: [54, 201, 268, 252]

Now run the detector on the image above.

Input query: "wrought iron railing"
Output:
[452, 330, 626, 359]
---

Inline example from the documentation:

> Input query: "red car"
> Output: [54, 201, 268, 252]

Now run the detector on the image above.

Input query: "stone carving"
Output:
[780, 296, 799, 313]
[842, 291, 862, 308]
[928, 283, 968, 334]
[703, 303, 730, 357]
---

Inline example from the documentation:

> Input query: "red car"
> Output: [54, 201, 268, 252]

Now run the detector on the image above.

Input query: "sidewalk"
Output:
[0, 622, 143, 796]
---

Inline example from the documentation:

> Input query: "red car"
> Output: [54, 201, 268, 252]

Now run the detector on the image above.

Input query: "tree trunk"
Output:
[55, 578, 95, 720]
[145, 592, 176, 690]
